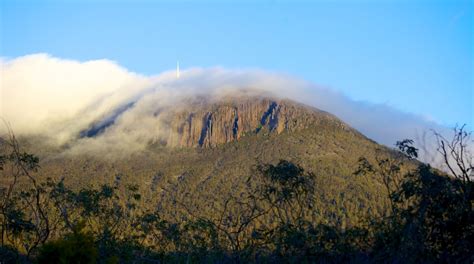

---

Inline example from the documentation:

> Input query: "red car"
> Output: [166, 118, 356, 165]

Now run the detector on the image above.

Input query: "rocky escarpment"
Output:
[163, 96, 349, 148]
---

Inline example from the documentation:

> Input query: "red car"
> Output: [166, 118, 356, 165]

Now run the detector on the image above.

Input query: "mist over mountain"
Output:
[1, 54, 452, 163]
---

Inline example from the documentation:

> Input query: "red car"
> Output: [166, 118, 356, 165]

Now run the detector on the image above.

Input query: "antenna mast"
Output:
[176, 61, 180, 79]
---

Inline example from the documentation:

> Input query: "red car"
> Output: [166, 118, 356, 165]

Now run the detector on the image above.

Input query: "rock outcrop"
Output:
[163, 96, 344, 148]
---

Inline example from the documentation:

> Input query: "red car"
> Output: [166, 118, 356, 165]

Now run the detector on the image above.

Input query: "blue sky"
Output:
[1, 0, 472, 127]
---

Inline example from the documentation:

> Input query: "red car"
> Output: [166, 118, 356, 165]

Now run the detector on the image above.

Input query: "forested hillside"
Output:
[0, 97, 472, 263]
[23, 97, 405, 228]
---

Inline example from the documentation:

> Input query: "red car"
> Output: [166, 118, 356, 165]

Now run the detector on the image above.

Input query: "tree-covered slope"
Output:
[24, 96, 409, 228]
[2, 96, 472, 263]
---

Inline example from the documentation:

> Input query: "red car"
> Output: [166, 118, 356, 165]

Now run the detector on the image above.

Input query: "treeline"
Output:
[0, 126, 473, 263]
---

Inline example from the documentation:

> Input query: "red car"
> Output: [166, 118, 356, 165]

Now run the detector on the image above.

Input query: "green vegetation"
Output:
[0, 125, 473, 263]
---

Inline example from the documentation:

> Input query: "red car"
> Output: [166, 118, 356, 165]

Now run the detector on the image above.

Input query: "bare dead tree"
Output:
[433, 125, 473, 182]
[432, 124, 473, 205]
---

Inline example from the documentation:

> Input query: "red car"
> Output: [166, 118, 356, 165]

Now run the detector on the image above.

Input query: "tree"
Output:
[358, 128, 474, 263]
[0, 122, 50, 259]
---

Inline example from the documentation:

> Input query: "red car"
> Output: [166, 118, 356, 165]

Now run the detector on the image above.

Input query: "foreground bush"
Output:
[36, 227, 97, 264]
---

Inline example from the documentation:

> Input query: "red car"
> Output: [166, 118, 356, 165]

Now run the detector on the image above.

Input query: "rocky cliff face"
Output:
[163, 96, 347, 148]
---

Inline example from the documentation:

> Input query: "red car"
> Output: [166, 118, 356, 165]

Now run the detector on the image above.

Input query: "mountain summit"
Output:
[77, 94, 362, 151]
[163, 96, 356, 148]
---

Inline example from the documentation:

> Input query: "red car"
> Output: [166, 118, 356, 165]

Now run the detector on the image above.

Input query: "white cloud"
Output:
[0, 54, 459, 162]
[0, 54, 151, 143]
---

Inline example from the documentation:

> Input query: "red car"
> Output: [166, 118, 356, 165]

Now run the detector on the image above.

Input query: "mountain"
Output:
[26, 94, 403, 227]
[10, 93, 466, 263]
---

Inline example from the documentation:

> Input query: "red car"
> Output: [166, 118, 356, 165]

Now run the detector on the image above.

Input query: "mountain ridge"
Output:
[83, 95, 366, 149]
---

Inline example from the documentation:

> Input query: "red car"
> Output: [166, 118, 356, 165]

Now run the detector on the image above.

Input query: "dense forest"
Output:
[0, 124, 473, 263]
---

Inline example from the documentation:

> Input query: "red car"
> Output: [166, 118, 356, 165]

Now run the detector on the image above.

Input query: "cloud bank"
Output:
[0, 54, 455, 161]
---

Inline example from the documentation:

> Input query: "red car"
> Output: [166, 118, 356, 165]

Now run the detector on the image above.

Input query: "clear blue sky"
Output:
[1, 0, 472, 127]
